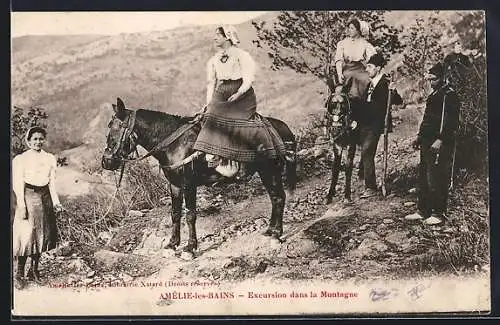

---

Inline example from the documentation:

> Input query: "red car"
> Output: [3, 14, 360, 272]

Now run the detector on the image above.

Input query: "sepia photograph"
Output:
[10, 10, 490, 316]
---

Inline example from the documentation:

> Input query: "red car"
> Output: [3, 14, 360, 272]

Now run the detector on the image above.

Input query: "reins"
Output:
[112, 111, 199, 179]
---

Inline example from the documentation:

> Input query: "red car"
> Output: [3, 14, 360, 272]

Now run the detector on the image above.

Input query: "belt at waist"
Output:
[25, 183, 49, 191]
[219, 78, 242, 83]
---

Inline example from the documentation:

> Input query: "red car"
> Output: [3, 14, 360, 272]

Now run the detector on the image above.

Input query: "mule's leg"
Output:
[183, 185, 198, 254]
[358, 159, 364, 180]
[326, 145, 342, 204]
[259, 163, 286, 239]
[344, 144, 357, 202]
[165, 184, 183, 250]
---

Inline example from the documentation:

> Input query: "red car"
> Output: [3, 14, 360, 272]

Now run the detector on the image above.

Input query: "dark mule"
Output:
[101, 98, 297, 259]
[323, 86, 360, 204]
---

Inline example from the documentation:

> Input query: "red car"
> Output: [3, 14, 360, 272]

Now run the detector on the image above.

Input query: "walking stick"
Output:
[449, 137, 457, 191]
[435, 84, 447, 165]
[381, 73, 393, 197]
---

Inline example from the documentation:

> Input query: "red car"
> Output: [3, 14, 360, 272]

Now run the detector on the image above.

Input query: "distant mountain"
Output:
[11, 16, 322, 154]
[11, 10, 461, 155]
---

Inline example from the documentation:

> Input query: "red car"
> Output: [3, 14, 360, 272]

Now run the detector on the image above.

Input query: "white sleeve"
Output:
[334, 40, 345, 64]
[48, 155, 60, 206]
[206, 56, 217, 104]
[237, 49, 256, 94]
[364, 40, 377, 61]
[12, 155, 25, 206]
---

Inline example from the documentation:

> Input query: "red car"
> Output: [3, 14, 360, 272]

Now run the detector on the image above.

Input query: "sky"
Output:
[11, 11, 268, 37]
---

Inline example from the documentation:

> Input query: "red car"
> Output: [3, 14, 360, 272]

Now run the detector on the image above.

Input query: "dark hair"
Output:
[216, 27, 227, 39]
[216, 26, 234, 45]
[348, 18, 362, 35]
[26, 126, 47, 140]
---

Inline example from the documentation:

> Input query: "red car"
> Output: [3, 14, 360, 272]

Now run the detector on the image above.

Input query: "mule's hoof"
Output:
[269, 237, 282, 249]
[262, 228, 273, 237]
[343, 198, 353, 205]
[162, 249, 176, 258]
[180, 251, 195, 261]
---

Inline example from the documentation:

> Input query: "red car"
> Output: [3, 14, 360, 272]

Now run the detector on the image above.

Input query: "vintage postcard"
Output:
[10, 10, 490, 317]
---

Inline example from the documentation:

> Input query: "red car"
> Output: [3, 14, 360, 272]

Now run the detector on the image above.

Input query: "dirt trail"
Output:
[126, 107, 425, 283]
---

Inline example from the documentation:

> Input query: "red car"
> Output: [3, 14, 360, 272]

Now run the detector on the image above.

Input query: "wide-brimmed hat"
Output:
[427, 62, 444, 79]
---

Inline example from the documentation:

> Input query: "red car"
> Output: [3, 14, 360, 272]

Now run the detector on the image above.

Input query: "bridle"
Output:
[106, 110, 139, 162]
[103, 110, 203, 187]
[103, 110, 139, 187]
[323, 90, 356, 143]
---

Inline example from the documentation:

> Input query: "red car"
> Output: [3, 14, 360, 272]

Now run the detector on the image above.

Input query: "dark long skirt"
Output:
[193, 79, 285, 162]
[12, 184, 57, 257]
[343, 61, 371, 100]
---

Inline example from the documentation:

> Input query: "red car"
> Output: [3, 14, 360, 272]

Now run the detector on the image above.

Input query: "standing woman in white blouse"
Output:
[334, 18, 377, 100]
[12, 126, 63, 289]
[193, 25, 264, 177]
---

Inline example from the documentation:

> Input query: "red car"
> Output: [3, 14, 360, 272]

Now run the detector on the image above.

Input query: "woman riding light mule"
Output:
[101, 98, 297, 260]
[334, 18, 377, 101]
[193, 25, 286, 178]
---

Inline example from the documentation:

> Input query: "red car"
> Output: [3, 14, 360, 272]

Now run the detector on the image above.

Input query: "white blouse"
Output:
[206, 46, 257, 94]
[12, 149, 60, 206]
[335, 37, 377, 65]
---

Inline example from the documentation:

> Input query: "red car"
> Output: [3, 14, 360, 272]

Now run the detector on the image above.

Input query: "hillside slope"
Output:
[11, 17, 322, 153]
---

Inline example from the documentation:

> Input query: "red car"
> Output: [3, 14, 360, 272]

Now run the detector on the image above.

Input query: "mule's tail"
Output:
[284, 140, 297, 196]
[264, 116, 297, 198]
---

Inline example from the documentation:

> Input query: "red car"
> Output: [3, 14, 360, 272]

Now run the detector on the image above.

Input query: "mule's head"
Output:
[101, 98, 138, 171]
[324, 85, 352, 125]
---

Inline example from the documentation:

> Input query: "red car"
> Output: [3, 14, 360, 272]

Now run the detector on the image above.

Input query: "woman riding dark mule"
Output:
[193, 25, 286, 178]
[101, 98, 297, 260]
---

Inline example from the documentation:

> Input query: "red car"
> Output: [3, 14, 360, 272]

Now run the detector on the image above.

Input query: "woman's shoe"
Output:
[14, 276, 26, 290]
[215, 161, 239, 178]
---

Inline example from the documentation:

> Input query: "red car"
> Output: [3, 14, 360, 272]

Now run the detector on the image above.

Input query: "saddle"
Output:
[169, 111, 284, 179]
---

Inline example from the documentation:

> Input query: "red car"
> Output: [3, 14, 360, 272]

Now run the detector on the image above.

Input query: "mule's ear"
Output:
[117, 97, 125, 110]
[115, 97, 126, 119]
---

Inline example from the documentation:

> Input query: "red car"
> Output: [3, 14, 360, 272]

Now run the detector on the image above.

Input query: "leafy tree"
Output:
[252, 11, 403, 92]
[397, 12, 449, 102]
[449, 12, 487, 171]
[11, 105, 48, 156]
[452, 11, 485, 53]
[11, 105, 69, 166]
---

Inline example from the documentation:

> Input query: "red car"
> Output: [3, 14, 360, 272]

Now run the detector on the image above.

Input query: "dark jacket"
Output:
[418, 86, 460, 145]
[360, 73, 403, 134]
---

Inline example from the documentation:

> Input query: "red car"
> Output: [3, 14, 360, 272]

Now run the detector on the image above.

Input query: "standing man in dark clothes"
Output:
[358, 53, 403, 199]
[405, 62, 460, 225]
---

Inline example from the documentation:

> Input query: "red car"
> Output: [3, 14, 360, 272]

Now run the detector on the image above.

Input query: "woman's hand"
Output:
[54, 204, 64, 214]
[430, 139, 443, 154]
[411, 136, 421, 150]
[338, 74, 345, 85]
[16, 202, 27, 220]
[227, 90, 243, 102]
